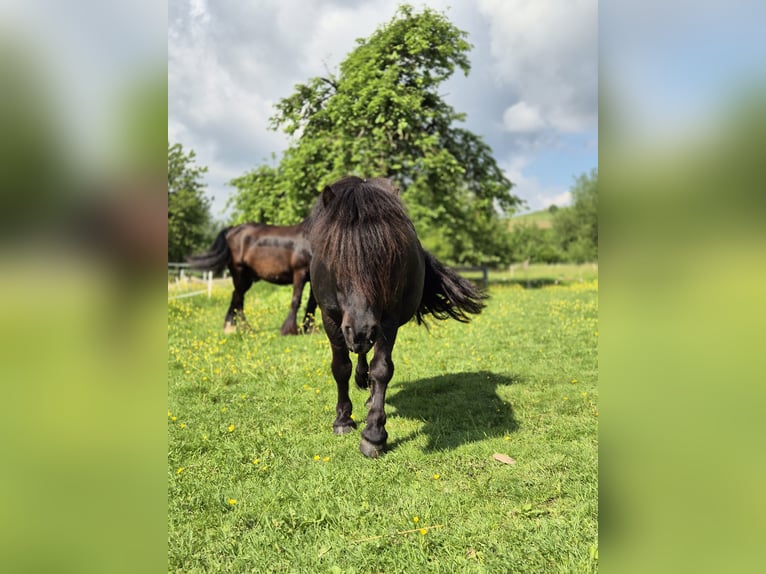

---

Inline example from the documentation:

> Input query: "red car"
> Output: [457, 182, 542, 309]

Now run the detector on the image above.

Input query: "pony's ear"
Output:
[385, 178, 401, 196]
[321, 185, 335, 207]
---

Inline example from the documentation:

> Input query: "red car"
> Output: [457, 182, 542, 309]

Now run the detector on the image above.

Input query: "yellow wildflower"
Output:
[252, 458, 259, 465]
[433, 474, 440, 480]
[177, 467, 184, 475]
[179, 423, 186, 429]
[313, 455, 321, 461]
[413, 516, 420, 523]
[227, 498, 237, 506]
[419, 528, 427, 536]
[228, 424, 235, 432]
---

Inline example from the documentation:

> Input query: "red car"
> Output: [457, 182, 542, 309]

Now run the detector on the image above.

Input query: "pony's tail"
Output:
[187, 227, 231, 275]
[416, 250, 487, 325]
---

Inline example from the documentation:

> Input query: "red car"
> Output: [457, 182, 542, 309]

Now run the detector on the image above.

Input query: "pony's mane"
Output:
[309, 176, 415, 306]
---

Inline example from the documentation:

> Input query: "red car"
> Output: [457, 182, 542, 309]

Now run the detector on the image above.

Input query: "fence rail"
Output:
[453, 266, 489, 288]
[168, 263, 224, 300]
[168, 263, 488, 300]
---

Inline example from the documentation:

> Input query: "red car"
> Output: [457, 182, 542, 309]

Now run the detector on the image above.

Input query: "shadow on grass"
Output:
[490, 278, 560, 289]
[386, 370, 520, 452]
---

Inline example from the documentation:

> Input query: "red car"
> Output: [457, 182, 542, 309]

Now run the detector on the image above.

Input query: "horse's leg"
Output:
[224, 267, 254, 334]
[355, 352, 370, 390]
[280, 269, 308, 336]
[301, 285, 318, 334]
[323, 313, 357, 434]
[360, 325, 398, 458]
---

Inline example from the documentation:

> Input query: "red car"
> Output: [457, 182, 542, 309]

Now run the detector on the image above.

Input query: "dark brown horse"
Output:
[308, 176, 485, 457]
[188, 221, 317, 335]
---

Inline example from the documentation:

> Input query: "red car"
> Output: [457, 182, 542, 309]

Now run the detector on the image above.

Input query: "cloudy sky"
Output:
[169, 0, 598, 217]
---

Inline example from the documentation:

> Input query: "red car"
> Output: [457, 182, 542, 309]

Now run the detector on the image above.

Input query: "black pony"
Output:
[188, 221, 317, 335]
[308, 176, 485, 457]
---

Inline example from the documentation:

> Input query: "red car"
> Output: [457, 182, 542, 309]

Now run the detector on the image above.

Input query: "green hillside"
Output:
[507, 208, 555, 230]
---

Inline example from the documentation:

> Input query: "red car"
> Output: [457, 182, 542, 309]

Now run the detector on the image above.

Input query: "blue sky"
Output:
[600, 0, 766, 144]
[169, 0, 598, 218]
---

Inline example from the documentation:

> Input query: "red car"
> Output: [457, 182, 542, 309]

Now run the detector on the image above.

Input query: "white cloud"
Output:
[477, 0, 597, 134]
[542, 190, 572, 209]
[168, 0, 596, 216]
[502, 101, 546, 132]
[502, 155, 571, 212]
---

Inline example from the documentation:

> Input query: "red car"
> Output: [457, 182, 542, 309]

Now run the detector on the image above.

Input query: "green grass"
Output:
[168, 273, 598, 573]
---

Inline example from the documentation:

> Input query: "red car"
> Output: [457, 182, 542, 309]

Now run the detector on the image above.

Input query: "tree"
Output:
[552, 169, 598, 262]
[507, 223, 562, 264]
[229, 4, 520, 265]
[168, 142, 212, 262]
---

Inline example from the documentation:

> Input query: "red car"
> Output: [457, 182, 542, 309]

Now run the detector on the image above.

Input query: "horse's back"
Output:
[228, 222, 311, 283]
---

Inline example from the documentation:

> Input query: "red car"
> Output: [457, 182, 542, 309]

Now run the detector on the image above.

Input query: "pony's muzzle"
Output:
[342, 323, 378, 355]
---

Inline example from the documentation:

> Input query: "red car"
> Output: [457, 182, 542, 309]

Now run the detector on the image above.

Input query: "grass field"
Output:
[506, 209, 555, 230]
[168, 268, 598, 572]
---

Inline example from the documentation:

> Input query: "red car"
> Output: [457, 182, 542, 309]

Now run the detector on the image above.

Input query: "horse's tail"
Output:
[187, 227, 232, 275]
[416, 250, 487, 325]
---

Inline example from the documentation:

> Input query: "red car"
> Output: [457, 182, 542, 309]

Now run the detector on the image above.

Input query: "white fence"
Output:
[168, 263, 227, 300]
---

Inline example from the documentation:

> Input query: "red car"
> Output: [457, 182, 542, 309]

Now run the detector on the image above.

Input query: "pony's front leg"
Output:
[324, 314, 357, 434]
[360, 328, 397, 458]
[330, 343, 357, 434]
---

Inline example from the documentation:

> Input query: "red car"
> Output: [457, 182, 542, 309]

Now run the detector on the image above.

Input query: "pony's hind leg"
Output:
[355, 352, 370, 390]
[280, 269, 309, 335]
[301, 287, 318, 334]
[224, 267, 253, 333]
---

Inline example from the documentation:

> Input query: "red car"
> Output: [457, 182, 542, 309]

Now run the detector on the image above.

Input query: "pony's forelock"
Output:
[309, 177, 413, 306]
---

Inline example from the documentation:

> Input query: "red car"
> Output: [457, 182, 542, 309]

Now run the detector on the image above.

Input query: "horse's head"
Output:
[339, 291, 380, 355]
[320, 176, 400, 209]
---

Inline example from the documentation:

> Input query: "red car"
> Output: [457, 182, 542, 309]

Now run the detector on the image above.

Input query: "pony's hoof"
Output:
[360, 438, 385, 458]
[333, 421, 357, 435]
[223, 323, 237, 335]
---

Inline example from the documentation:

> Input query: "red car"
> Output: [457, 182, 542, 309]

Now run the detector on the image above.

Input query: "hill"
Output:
[507, 208, 555, 230]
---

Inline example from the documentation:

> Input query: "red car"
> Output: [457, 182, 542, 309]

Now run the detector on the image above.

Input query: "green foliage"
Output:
[552, 169, 598, 262]
[506, 170, 598, 264]
[118, 71, 167, 174]
[228, 4, 520, 265]
[507, 224, 563, 264]
[168, 142, 212, 262]
[168, 274, 598, 572]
